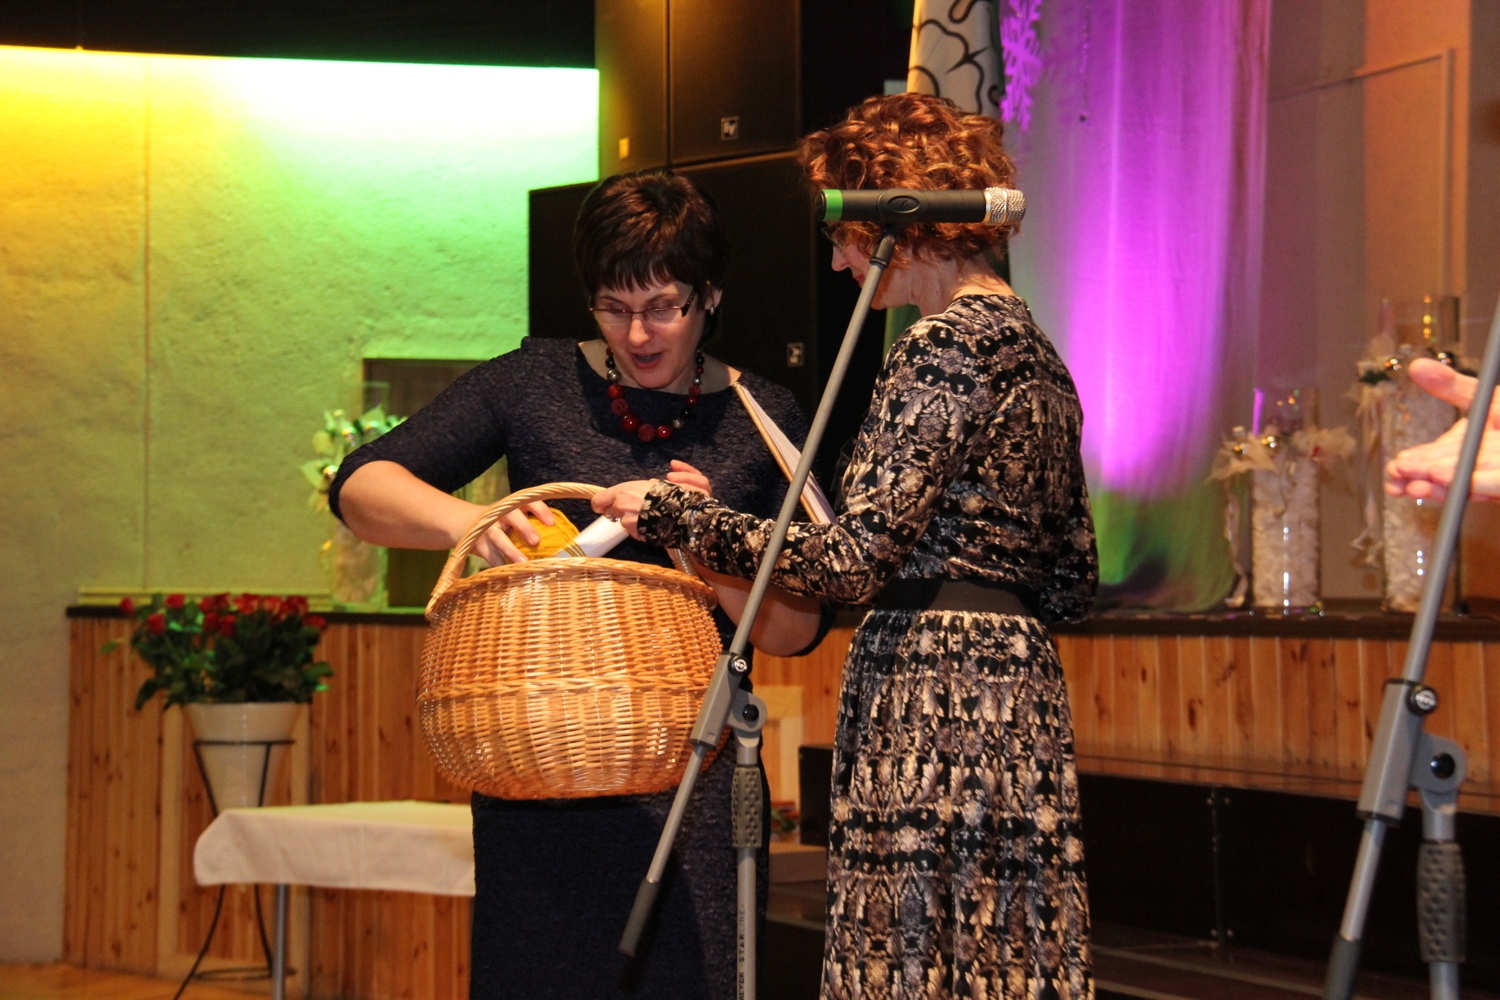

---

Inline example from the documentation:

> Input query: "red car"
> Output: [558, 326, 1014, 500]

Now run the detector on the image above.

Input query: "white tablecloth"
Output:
[194, 800, 474, 896]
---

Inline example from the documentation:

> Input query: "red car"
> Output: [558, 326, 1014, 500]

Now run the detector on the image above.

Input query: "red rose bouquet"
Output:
[110, 593, 333, 709]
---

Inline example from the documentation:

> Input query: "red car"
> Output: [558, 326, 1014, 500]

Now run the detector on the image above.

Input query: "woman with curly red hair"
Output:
[597, 93, 1097, 998]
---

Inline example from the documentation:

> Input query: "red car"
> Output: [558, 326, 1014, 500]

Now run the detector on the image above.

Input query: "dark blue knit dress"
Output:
[331, 336, 814, 1000]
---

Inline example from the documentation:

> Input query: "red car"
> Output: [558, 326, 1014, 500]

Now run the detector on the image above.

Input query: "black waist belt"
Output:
[874, 577, 1039, 616]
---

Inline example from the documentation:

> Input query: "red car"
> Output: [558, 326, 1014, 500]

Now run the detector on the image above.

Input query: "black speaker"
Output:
[596, 0, 800, 175]
[528, 180, 599, 341]
[798, 744, 834, 846]
[597, 0, 669, 176]
[668, 0, 800, 165]
[677, 151, 890, 487]
[676, 153, 818, 409]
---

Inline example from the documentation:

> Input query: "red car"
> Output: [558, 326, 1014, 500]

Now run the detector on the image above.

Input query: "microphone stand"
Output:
[1323, 293, 1500, 1000]
[619, 227, 900, 1000]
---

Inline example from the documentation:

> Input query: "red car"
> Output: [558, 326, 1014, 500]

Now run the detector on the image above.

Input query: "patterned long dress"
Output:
[636, 294, 1099, 1000]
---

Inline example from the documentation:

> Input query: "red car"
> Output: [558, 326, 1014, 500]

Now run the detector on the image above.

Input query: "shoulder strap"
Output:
[731, 382, 835, 524]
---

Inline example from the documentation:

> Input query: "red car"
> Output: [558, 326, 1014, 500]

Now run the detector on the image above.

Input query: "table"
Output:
[194, 801, 474, 999]
[193, 799, 827, 998]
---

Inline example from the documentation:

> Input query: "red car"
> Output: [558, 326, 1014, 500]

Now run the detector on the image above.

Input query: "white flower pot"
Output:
[185, 703, 300, 813]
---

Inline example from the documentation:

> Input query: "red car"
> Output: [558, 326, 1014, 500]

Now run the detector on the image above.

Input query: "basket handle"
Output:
[426, 482, 603, 616]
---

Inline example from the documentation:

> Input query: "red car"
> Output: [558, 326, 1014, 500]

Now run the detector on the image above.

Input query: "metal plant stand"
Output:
[175, 737, 293, 1000]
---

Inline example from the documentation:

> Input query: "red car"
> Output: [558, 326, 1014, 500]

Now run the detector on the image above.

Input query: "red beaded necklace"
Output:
[604, 348, 705, 443]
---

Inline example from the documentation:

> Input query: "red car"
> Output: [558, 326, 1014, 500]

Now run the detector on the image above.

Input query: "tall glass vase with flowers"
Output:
[110, 593, 332, 812]
[1352, 297, 1464, 611]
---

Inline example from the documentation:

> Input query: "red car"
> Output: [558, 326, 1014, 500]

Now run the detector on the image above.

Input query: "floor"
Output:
[766, 880, 1495, 1000]
[1091, 922, 1496, 1000]
[0, 963, 257, 1000]
[7, 930, 1495, 1000]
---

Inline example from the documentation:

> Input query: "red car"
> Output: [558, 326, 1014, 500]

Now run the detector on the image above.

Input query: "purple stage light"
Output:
[1010, 0, 1268, 499]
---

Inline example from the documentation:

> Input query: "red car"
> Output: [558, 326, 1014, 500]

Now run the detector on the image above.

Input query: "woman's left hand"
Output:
[592, 480, 659, 538]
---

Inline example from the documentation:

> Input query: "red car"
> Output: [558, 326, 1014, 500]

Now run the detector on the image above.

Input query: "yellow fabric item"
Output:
[508, 506, 581, 560]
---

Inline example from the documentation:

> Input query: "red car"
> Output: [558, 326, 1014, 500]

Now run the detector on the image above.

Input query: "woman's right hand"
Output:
[1385, 359, 1500, 502]
[472, 502, 557, 566]
[665, 459, 713, 497]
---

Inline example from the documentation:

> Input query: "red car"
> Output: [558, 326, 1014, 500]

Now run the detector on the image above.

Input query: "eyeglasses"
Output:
[589, 289, 697, 330]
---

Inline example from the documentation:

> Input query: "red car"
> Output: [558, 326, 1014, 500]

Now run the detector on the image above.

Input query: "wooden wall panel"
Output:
[1177, 635, 1208, 756]
[68, 611, 1500, 998]
[747, 623, 1500, 813]
[309, 623, 467, 806]
[753, 624, 854, 749]
[1156, 635, 1181, 758]
[1452, 643, 1490, 784]
[1344, 637, 1372, 768]
[64, 617, 161, 974]
[66, 618, 471, 999]
[309, 888, 470, 1000]
[306, 622, 469, 1000]
[1053, 632, 1500, 814]
[1303, 639, 1337, 770]
[1090, 635, 1111, 747]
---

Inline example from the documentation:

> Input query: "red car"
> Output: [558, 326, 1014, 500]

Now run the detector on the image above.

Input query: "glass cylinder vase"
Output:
[322, 516, 387, 609]
[1378, 297, 1459, 612]
[1250, 388, 1320, 611]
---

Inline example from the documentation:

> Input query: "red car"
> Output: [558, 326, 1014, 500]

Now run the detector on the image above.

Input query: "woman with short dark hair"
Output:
[596, 95, 1099, 999]
[334, 169, 822, 999]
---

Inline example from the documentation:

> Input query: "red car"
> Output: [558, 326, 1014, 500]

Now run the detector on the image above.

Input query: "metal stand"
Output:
[175, 737, 294, 1000]
[272, 883, 290, 1000]
[1323, 295, 1500, 1000]
[620, 228, 901, 1000]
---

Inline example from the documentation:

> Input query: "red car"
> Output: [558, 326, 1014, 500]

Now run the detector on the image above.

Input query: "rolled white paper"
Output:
[552, 515, 629, 559]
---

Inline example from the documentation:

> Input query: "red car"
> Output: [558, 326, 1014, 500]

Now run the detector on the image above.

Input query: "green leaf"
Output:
[301, 459, 332, 489]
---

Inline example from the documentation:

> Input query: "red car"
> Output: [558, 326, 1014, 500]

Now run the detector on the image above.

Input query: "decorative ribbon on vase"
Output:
[1209, 424, 1355, 608]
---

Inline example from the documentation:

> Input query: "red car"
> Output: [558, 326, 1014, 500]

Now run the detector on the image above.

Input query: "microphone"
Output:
[817, 187, 1025, 227]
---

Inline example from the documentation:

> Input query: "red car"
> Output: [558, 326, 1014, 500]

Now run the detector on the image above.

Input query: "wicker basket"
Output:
[419, 483, 722, 799]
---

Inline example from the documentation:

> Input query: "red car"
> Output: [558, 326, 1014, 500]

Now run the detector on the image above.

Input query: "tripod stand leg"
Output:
[1324, 819, 1385, 1000]
[1419, 807, 1463, 1000]
[272, 883, 288, 1000]
[621, 743, 712, 955]
[619, 229, 900, 991]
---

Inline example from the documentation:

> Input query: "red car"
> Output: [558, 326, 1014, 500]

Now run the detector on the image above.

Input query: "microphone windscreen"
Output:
[983, 188, 1026, 228]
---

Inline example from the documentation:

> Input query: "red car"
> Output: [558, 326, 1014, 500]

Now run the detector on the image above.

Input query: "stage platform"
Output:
[762, 889, 1500, 1000]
